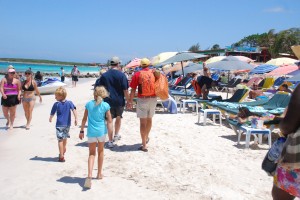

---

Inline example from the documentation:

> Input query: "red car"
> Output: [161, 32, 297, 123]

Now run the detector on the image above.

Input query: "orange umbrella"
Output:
[125, 58, 141, 68]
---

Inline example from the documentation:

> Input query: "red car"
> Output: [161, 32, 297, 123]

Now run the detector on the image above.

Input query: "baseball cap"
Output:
[140, 58, 150, 67]
[110, 56, 120, 65]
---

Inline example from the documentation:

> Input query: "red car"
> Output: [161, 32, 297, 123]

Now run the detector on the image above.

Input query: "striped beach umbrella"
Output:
[249, 64, 278, 74]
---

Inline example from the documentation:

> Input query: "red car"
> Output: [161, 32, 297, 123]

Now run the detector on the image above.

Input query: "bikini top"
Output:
[3, 83, 18, 95]
[22, 80, 34, 91]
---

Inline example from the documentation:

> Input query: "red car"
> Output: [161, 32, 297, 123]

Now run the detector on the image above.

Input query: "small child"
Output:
[79, 86, 113, 189]
[49, 87, 78, 162]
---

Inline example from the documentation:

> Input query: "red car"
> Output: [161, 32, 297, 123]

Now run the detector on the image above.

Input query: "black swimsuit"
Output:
[22, 80, 34, 91]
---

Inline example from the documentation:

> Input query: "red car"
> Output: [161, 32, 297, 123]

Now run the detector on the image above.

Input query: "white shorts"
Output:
[137, 97, 157, 118]
[87, 135, 106, 143]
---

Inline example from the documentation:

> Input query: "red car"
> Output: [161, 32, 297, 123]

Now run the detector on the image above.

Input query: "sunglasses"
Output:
[25, 72, 31, 75]
[9, 72, 15, 74]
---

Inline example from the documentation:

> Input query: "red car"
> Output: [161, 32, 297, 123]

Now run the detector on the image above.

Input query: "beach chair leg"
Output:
[219, 114, 222, 125]
[213, 114, 216, 124]
[268, 131, 272, 148]
[180, 102, 182, 113]
[245, 131, 251, 148]
[258, 134, 263, 144]
[237, 129, 242, 145]
[203, 111, 207, 125]
[196, 103, 199, 115]
[198, 112, 201, 123]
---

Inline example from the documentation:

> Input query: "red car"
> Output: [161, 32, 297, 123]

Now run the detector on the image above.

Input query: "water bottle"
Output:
[267, 137, 287, 162]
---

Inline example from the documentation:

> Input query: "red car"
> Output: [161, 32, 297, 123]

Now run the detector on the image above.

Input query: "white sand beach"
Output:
[0, 78, 283, 200]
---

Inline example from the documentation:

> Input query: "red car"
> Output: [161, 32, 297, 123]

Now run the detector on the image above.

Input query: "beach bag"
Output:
[155, 74, 169, 100]
[262, 137, 286, 176]
[138, 70, 155, 96]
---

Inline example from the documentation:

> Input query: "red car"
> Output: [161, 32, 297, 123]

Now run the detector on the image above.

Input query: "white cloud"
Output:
[263, 6, 286, 13]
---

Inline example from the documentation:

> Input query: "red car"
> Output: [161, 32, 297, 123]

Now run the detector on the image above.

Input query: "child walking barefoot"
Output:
[79, 86, 112, 189]
[49, 87, 78, 162]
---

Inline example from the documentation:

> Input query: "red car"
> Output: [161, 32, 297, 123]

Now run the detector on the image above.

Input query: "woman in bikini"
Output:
[0, 67, 22, 130]
[22, 70, 42, 130]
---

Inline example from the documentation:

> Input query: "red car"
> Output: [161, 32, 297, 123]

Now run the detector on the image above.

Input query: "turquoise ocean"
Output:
[0, 61, 100, 75]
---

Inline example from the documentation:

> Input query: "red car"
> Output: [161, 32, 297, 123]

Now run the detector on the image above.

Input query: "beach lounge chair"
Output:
[262, 77, 275, 89]
[246, 77, 263, 87]
[207, 89, 249, 107]
[215, 93, 291, 116]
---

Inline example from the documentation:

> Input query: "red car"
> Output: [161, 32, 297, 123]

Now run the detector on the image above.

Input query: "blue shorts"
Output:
[56, 127, 70, 141]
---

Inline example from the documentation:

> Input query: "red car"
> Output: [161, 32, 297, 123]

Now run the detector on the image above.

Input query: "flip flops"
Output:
[84, 177, 92, 189]
[138, 146, 148, 152]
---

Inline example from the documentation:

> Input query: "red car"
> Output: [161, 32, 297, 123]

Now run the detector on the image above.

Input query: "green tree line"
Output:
[189, 28, 300, 58]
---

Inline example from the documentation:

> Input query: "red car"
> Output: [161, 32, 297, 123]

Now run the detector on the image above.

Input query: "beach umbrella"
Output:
[207, 56, 254, 98]
[266, 64, 298, 76]
[234, 56, 255, 63]
[287, 73, 300, 82]
[287, 69, 300, 76]
[249, 64, 278, 75]
[151, 52, 177, 66]
[125, 58, 141, 68]
[266, 57, 297, 66]
[175, 63, 203, 76]
[156, 52, 207, 97]
[291, 45, 300, 59]
[206, 56, 254, 71]
[205, 56, 226, 64]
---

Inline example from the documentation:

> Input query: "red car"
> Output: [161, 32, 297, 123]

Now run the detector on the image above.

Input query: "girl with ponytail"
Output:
[79, 86, 112, 189]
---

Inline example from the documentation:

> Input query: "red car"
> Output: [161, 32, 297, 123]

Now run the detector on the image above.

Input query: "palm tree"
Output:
[188, 43, 200, 52]
[211, 44, 220, 50]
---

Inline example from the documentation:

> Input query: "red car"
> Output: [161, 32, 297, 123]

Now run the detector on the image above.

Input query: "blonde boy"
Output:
[49, 87, 78, 162]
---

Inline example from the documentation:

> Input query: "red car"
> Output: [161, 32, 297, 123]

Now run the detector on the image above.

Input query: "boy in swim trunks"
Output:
[49, 87, 78, 162]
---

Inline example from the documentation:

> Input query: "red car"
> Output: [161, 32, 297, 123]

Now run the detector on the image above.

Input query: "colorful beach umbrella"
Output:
[205, 56, 226, 64]
[234, 56, 255, 63]
[151, 52, 177, 66]
[249, 64, 278, 75]
[287, 73, 300, 82]
[266, 57, 297, 66]
[291, 45, 300, 59]
[266, 64, 298, 76]
[125, 58, 141, 68]
[156, 52, 207, 97]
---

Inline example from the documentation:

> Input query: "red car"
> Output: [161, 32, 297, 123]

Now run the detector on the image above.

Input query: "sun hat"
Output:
[7, 65, 15, 69]
[140, 58, 150, 67]
[110, 56, 120, 65]
[8, 68, 16, 73]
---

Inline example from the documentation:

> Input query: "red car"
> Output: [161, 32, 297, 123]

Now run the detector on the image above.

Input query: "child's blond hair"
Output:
[94, 86, 109, 105]
[55, 87, 67, 100]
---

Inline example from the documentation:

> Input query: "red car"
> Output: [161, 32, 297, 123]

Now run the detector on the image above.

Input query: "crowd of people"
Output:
[1, 58, 299, 198]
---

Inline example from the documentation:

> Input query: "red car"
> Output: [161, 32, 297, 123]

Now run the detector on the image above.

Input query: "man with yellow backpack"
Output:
[127, 58, 158, 152]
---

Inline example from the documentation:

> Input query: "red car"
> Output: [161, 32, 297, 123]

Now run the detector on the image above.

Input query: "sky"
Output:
[0, 0, 299, 63]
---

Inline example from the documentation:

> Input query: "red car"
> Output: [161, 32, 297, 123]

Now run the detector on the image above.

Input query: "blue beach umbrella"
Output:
[287, 73, 300, 82]
[287, 70, 300, 76]
[175, 63, 203, 76]
[249, 64, 278, 75]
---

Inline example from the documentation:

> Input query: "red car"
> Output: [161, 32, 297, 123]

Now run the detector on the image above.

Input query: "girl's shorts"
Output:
[56, 127, 70, 141]
[87, 135, 106, 143]
[274, 166, 300, 198]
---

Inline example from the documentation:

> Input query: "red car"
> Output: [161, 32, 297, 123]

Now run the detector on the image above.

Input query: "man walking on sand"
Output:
[71, 65, 80, 87]
[127, 58, 156, 152]
[94, 56, 129, 148]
